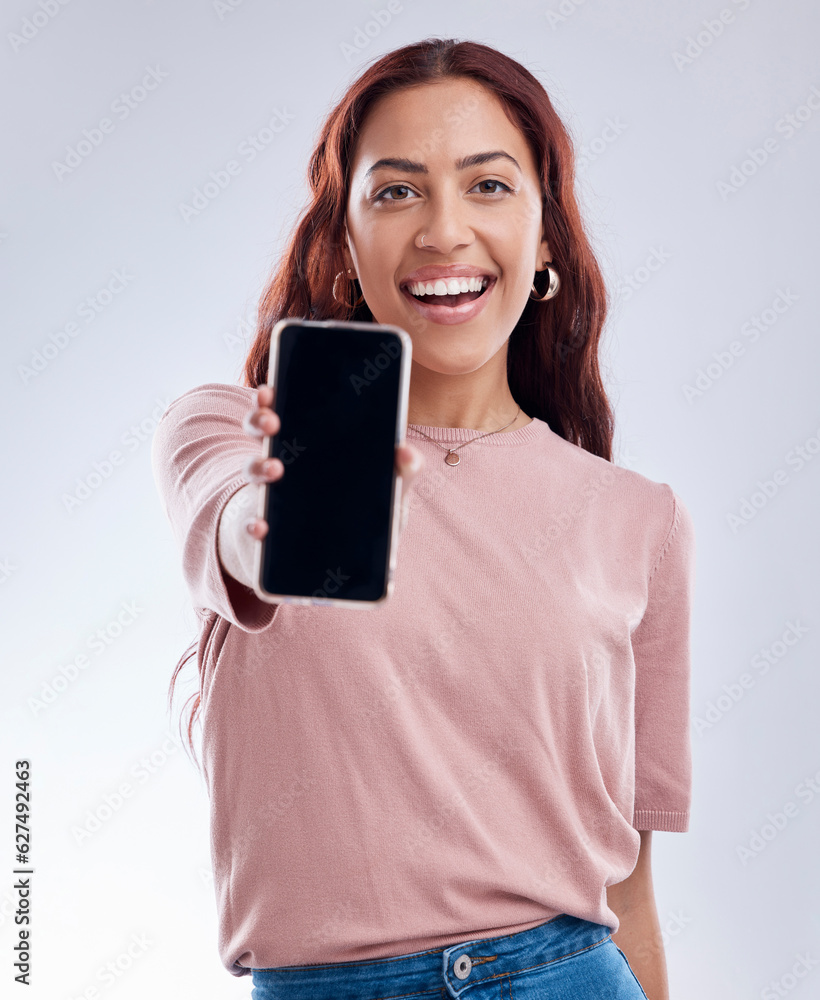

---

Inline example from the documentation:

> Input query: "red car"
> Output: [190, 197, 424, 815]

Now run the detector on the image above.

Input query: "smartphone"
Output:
[252, 318, 413, 608]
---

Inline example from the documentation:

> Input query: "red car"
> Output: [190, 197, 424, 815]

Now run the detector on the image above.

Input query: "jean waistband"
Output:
[250, 914, 613, 997]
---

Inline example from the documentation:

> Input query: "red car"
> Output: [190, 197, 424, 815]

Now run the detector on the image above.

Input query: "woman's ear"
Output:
[537, 234, 551, 269]
[341, 225, 356, 273]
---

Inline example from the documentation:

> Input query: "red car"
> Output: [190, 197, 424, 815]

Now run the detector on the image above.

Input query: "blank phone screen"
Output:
[260, 322, 405, 603]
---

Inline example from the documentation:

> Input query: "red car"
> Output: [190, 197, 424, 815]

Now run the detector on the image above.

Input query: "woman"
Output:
[152, 37, 695, 999]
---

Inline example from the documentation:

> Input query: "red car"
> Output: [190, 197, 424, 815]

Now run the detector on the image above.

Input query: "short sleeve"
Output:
[631, 487, 696, 832]
[150, 382, 279, 632]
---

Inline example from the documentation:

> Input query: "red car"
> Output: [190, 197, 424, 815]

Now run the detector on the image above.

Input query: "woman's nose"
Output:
[417, 197, 475, 254]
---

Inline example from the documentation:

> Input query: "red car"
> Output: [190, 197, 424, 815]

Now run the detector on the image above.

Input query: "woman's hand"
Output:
[239, 383, 282, 542]
[240, 383, 425, 541]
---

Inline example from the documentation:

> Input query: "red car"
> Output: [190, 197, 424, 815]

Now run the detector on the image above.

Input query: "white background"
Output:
[2, 1, 818, 997]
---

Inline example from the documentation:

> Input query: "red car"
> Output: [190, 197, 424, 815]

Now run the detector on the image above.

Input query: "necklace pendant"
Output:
[444, 451, 460, 466]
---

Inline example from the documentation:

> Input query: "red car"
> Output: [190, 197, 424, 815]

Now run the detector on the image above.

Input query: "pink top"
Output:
[151, 382, 696, 976]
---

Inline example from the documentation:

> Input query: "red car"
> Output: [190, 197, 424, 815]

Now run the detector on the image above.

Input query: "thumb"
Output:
[396, 442, 423, 475]
[396, 442, 424, 534]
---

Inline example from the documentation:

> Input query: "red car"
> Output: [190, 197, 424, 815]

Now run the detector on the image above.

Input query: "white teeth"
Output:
[405, 276, 489, 297]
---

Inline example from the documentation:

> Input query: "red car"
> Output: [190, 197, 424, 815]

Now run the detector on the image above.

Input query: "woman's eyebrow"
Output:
[364, 150, 522, 178]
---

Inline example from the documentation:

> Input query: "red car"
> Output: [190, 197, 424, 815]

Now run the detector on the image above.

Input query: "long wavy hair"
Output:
[170, 36, 615, 763]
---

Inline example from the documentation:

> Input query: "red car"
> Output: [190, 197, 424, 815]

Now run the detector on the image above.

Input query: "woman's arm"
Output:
[606, 830, 670, 1000]
[217, 484, 259, 589]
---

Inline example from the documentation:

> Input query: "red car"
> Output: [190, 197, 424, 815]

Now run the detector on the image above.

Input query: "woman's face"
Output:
[344, 77, 551, 375]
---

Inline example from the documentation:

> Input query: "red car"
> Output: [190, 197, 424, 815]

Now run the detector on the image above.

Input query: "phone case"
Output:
[251, 318, 413, 609]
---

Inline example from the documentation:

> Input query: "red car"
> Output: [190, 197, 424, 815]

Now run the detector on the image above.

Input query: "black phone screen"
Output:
[260, 321, 406, 604]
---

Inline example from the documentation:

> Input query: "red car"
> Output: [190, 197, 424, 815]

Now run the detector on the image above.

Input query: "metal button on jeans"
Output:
[453, 954, 472, 980]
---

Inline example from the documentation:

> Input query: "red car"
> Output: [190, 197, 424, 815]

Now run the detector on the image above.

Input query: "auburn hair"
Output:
[171, 36, 615, 762]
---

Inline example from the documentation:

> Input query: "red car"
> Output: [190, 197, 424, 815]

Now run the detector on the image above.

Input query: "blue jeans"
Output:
[249, 913, 649, 998]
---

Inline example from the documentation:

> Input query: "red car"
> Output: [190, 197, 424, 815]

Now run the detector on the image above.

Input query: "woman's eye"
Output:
[375, 185, 416, 202]
[473, 179, 512, 195]
[374, 179, 512, 202]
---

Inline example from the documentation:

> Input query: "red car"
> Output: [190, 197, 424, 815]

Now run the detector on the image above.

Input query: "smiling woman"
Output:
[245, 37, 613, 453]
[343, 79, 553, 391]
[153, 35, 695, 1000]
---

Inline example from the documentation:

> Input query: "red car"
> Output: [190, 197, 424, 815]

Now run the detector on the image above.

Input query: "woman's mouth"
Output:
[399, 276, 496, 326]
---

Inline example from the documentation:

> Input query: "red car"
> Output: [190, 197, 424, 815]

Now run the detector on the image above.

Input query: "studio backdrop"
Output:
[2, 2, 818, 998]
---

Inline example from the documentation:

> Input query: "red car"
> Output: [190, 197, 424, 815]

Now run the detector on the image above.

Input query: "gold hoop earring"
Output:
[530, 263, 560, 302]
[333, 268, 365, 307]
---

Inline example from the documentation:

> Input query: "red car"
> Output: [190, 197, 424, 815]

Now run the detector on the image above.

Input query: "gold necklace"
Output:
[408, 405, 521, 466]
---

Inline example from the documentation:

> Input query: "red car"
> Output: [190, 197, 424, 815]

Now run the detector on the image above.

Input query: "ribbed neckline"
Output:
[406, 416, 549, 446]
